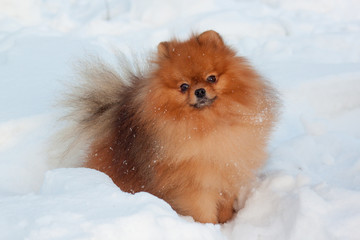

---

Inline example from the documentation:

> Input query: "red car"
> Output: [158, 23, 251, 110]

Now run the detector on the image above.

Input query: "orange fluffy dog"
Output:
[60, 30, 279, 223]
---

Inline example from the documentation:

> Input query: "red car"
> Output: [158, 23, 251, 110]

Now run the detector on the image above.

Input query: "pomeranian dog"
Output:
[58, 30, 279, 224]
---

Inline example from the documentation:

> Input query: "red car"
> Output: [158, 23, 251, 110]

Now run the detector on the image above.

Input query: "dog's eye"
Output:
[206, 75, 217, 83]
[180, 83, 190, 92]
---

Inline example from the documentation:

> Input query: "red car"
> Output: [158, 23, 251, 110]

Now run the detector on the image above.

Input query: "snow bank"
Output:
[1, 0, 360, 239]
[0, 168, 224, 240]
[224, 172, 360, 240]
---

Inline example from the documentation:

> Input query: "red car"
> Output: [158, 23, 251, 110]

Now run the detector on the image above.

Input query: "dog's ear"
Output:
[197, 30, 224, 47]
[157, 41, 170, 58]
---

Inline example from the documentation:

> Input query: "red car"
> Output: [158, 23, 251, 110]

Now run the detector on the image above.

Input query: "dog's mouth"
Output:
[191, 96, 217, 109]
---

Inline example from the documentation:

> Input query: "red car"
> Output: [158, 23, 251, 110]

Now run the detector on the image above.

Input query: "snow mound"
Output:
[224, 172, 360, 240]
[0, 168, 224, 240]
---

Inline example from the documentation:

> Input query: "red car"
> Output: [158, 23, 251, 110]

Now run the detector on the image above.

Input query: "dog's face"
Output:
[144, 30, 264, 127]
[152, 31, 231, 111]
[178, 73, 218, 109]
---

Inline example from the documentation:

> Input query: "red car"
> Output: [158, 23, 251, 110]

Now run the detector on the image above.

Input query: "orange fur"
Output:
[65, 30, 279, 224]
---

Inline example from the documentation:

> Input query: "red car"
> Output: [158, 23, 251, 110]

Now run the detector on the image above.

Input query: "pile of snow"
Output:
[1, 0, 359, 239]
[0, 168, 224, 240]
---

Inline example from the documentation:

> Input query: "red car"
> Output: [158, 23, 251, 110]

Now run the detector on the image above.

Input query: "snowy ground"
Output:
[1, 0, 360, 239]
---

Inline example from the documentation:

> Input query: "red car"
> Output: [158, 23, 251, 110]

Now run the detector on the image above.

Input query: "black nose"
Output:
[194, 88, 206, 98]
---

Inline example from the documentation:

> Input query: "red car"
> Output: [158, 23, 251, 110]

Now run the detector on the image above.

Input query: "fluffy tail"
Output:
[48, 55, 144, 168]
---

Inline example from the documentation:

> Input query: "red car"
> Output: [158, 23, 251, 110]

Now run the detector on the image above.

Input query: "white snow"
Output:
[1, 168, 224, 240]
[1, 0, 360, 239]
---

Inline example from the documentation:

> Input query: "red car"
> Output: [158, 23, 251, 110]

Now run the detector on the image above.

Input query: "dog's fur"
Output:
[58, 30, 280, 223]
